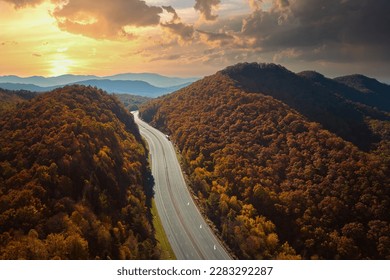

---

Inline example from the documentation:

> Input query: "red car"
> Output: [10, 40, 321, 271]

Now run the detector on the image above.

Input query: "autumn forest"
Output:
[140, 63, 390, 260]
[1, 62, 389, 260]
[0, 86, 159, 259]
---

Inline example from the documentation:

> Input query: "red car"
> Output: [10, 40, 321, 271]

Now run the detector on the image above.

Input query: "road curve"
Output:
[132, 111, 231, 260]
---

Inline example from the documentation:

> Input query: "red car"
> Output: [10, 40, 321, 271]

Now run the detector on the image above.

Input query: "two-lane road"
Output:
[133, 111, 231, 260]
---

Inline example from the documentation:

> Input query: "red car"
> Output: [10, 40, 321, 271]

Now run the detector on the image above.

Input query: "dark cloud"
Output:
[198, 15, 246, 34]
[1, 0, 45, 8]
[160, 21, 194, 42]
[197, 30, 233, 42]
[242, 0, 390, 62]
[162, 5, 179, 21]
[276, 0, 289, 8]
[2, 0, 163, 40]
[197, 30, 234, 47]
[51, 0, 163, 40]
[161, 6, 195, 42]
[194, 0, 220, 21]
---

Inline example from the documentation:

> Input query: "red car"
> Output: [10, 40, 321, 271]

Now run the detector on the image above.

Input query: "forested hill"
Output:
[222, 63, 389, 151]
[140, 63, 390, 260]
[0, 85, 160, 259]
[0, 88, 37, 114]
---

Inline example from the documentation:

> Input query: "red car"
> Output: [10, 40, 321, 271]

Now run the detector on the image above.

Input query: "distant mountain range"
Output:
[0, 73, 198, 97]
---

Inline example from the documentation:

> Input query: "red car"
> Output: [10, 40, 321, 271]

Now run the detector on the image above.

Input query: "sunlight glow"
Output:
[50, 54, 75, 76]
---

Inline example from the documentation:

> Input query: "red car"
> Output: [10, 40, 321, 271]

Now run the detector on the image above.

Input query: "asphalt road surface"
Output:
[133, 111, 231, 260]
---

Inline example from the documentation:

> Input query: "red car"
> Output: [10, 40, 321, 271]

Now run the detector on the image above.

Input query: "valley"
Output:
[1, 62, 389, 260]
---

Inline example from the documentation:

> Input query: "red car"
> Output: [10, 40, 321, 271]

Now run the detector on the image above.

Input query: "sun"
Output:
[49, 54, 75, 77]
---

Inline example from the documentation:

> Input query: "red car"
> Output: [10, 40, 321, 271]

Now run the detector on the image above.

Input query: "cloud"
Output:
[241, 0, 390, 62]
[162, 5, 179, 21]
[160, 21, 194, 43]
[197, 30, 234, 47]
[149, 53, 183, 62]
[51, 0, 163, 40]
[161, 6, 195, 42]
[1, 0, 45, 8]
[201, 47, 261, 67]
[194, 0, 220, 21]
[247, 0, 261, 11]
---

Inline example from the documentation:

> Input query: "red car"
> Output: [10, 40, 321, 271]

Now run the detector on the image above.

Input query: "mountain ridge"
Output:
[335, 74, 390, 95]
[0, 79, 191, 97]
[0, 73, 198, 88]
[299, 71, 390, 112]
[220, 62, 389, 150]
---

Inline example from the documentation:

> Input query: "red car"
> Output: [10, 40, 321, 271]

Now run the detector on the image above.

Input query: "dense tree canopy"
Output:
[114, 94, 151, 111]
[0, 88, 36, 114]
[0, 85, 159, 259]
[140, 64, 390, 259]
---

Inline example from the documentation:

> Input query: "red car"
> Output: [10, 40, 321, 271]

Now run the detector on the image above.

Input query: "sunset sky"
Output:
[1, 0, 389, 81]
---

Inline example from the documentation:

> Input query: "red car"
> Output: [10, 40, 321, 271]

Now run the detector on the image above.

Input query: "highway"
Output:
[132, 111, 231, 260]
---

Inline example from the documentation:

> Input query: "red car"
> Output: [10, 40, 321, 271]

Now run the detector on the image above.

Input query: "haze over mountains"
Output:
[0, 73, 198, 97]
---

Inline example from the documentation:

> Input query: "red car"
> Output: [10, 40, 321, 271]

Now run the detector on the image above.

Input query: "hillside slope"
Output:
[0, 88, 37, 114]
[222, 63, 389, 151]
[0, 85, 159, 259]
[140, 63, 390, 259]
